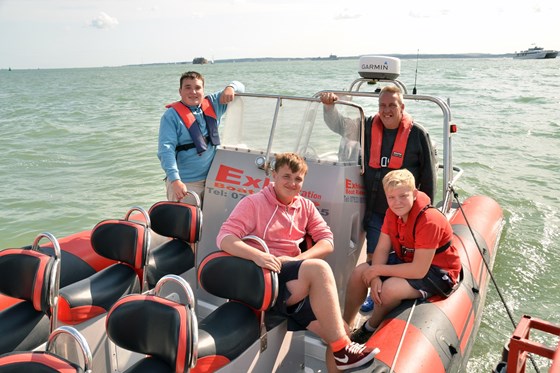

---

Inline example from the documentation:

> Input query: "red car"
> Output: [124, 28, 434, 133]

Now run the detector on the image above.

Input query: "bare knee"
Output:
[300, 258, 333, 279]
[380, 277, 417, 303]
[348, 263, 369, 284]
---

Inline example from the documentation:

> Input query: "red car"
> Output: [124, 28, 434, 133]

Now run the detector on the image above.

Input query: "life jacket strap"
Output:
[400, 240, 451, 259]
[175, 136, 211, 153]
[403, 203, 451, 256]
[435, 241, 451, 254]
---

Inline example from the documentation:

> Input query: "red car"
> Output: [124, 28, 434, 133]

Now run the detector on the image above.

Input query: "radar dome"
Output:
[358, 56, 400, 80]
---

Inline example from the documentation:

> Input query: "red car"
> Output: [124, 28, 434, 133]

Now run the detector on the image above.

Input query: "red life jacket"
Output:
[368, 112, 413, 169]
[166, 98, 220, 154]
[387, 191, 451, 262]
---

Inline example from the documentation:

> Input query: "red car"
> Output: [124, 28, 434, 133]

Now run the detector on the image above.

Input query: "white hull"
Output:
[514, 48, 558, 59]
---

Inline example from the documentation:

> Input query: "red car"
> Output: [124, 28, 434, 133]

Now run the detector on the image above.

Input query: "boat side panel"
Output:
[448, 195, 503, 260]
[432, 285, 475, 354]
[360, 317, 446, 373]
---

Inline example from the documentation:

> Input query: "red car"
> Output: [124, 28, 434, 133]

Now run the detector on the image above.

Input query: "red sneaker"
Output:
[333, 342, 380, 370]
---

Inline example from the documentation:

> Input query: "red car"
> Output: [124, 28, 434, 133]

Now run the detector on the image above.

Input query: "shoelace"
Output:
[345, 342, 367, 354]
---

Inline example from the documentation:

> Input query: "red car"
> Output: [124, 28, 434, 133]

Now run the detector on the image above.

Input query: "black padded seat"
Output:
[197, 302, 260, 360]
[106, 290, 196, 373]
[0, 242, 58, 354]
[57, 216, 149, 324]
[145, 201, 201, 289]
[195, 250, 278, 371]
[0, 325, 92, 373]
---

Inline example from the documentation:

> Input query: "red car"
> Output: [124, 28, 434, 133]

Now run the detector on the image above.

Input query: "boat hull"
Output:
[513, 48, 558, 59]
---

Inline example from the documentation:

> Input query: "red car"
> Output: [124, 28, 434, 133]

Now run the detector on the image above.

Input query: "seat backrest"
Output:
[0, 232, 62, 317]
[198, 251, 277, 312]
[90, 219, 149, 269]
[148, 201, 202, 244]
[56, 211, 150, 324]
[0, 248, 55, 315]
[0, 233, 62, 354]
[106, 293, 194, 373]
[144, 201, 202, 289]
[0, 325, 92, 373]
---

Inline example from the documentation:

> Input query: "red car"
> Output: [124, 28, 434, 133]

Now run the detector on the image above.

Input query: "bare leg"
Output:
[285, 259, 378, 372]
[325, 345, 342, 373]
[343, 263, 370, 326]
[286, 258, 347, 343]
[366, 277, 421, 329]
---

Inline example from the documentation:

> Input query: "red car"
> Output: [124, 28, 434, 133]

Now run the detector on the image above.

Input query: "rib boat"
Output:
[0, 56, 510, 372]
[513, 46, 558, 59]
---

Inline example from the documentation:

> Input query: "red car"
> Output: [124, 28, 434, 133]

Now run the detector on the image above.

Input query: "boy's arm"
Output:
[292, 238, 333, 261]
[370, 248, 435, 280]
[371, 233, 392, 265]
[219, 234, 282, 273]
[295, 201, 334, 260]
[157, 111, 181, 182]
[219, 80, 245, 104]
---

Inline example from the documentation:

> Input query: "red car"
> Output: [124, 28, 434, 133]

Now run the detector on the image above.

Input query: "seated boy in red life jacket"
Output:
[343, 168, 462, 344]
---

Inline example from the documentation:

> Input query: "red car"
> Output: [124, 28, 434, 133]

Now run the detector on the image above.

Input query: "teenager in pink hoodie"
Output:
[217, 152, 378, 371]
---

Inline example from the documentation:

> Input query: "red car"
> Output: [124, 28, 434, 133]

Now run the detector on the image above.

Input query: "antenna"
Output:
[412, 49, 419, 95]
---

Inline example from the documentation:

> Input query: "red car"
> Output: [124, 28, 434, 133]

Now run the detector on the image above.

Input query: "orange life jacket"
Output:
[368, 112, 413, 169]
[166, 98, 219, 154]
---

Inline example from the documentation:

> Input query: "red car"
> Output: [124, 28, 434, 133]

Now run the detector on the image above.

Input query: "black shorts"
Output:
[270, 260, 317, 331]
[386, 252, 458, 299]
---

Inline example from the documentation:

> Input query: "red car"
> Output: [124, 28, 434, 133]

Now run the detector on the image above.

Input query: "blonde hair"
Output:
[382, 169, 415, 192]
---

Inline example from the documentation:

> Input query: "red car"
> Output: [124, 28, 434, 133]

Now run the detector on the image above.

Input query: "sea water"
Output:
[1, 57, 559, 371]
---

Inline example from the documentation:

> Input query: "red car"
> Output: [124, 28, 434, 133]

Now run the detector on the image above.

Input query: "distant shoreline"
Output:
[0, 53, 529, 71]
[125, 53, 517, 68]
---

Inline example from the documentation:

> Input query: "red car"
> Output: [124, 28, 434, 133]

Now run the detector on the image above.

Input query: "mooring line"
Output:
[389, 299, 418, 373]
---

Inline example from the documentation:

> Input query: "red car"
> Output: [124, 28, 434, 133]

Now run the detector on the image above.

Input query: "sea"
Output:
[1, 57, 559, 372]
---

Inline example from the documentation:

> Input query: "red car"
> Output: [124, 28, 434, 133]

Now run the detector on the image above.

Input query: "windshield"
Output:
[220, 93, 365, 166]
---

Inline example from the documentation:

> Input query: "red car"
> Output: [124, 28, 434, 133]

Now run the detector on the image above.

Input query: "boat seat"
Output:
[195, 236, 278, 372]
[37, 242, 100, 288]
[57, 208, 150, 324]
[0, 325, 92, 373]
[144, 198, 202, 289]
[0, 233, 61, 355]
[106, 275, 197, 373]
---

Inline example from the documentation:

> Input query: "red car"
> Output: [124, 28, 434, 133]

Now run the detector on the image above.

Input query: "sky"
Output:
[1, 0, 559, 69]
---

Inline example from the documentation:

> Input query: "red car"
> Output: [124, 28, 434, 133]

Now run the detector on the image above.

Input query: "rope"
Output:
[389, 299, 418, 373]
[451, 187, 540, 373]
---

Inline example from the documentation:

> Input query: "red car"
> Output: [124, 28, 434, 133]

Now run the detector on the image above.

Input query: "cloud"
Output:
[334, 9, 361, 20]
[90, 12, 119, 29]
[408, 6, 452, 19]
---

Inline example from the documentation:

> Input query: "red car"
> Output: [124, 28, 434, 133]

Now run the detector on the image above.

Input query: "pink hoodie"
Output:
[216, 184, 334, 257]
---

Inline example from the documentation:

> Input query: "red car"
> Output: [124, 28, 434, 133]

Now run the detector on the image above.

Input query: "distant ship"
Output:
[513, 45, 558, 59]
